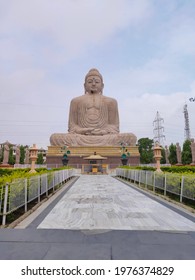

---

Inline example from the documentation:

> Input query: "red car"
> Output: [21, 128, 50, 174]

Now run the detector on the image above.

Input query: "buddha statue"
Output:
[50, 68, 136, 146]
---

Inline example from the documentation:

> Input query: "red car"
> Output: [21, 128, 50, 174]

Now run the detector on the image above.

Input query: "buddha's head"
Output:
[84, 68, 104, 95]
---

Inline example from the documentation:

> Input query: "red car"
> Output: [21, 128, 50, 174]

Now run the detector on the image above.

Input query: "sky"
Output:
[0, 0, 195, 149]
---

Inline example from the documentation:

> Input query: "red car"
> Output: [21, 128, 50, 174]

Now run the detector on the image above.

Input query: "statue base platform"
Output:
[46, 145, 140, 168]
[0, 164, 13, 169]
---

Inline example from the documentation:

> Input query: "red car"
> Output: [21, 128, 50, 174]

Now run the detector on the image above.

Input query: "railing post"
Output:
[180, 176, 184, 203]
[62, 170, 64, 184]
[2, 183, 9, 226]
[134, 170, 136, 183]
[24, 178, 28, 212]
[62, 170, 63, 183]
[53, 172, 55, 192]
[59, 171, 61, 186]
[153, 172, 156, 192]
[130, 169, 132, 181]
[38, 176, 40, 203]
[145, 171, 147, 189]
[164, 173, 167, 196]
[46, 173, 48, 197]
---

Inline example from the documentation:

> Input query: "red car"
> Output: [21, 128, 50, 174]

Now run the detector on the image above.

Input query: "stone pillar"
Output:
[2, 144, 9, 165]
[24, 148, 30, 164]
[176, 142, 182, 165]
[153, 142, 162, 172]
[15, 145, 20, 164]
[29, 144, 38, 173]
[165, 145, 170, 164]
[190, 138, 195, 165]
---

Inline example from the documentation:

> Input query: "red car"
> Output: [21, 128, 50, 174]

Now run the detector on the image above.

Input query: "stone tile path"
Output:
[1, 174, 195, 260]
[38, 175, 195, 231]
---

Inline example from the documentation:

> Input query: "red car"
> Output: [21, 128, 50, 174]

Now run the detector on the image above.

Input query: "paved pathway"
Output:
[0, 174, 195, 260]
[38, 175, 195, 231]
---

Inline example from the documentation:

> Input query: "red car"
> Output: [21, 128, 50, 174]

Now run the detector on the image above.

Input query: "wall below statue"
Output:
[46, 145, 140, 168]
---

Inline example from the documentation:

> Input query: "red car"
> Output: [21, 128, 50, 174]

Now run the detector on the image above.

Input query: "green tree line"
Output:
[0, 145, 44, 165]
[138, 138, 192, 165]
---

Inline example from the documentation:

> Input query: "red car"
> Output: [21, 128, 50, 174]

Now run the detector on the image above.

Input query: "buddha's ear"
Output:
[84, 83, 87, 94]
[100, 83, 104, 94]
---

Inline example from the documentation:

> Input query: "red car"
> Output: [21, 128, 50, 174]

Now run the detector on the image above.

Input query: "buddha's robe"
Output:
[50, 94, 136, 146]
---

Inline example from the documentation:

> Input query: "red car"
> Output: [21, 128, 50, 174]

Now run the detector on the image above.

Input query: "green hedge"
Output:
[0, 166, 71, 188]
[119, 165, 195, 174]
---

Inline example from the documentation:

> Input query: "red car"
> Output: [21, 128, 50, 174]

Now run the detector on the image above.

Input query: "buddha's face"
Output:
[85, 75, 104, 94]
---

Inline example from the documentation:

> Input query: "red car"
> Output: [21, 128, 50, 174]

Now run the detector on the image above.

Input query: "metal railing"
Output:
[116, 168, 195, 203]
[0, 169, 75, 225]
[14, 164, 47, 169]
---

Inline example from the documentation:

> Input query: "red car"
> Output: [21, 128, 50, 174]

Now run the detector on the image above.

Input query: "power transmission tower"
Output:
[153, 111, 165, 145]
[183, 104, 191, 140]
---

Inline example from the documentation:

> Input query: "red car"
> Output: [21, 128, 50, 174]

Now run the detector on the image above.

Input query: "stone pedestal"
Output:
[121, 158, 129, 166]
[0, 164, 13, 169]
[46, 145, 140, 168]
[153, 143, 162, 172]
[29, 144, 38, 173]
[62, 157, 69, 166]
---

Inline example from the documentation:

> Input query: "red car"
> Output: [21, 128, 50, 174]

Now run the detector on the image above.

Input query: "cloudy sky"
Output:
[0, 0, 195, 149]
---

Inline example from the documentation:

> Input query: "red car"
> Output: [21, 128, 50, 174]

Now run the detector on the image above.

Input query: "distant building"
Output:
[0, 140, 16, 148]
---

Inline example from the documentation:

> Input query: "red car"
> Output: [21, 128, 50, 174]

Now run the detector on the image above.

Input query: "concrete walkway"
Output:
[0, 175, 195, 259]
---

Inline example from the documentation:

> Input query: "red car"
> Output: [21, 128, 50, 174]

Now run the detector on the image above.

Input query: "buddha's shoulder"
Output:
[102, 95, 118, 104]
[70, 94, 118, 104]
[70, 95, 86, 103]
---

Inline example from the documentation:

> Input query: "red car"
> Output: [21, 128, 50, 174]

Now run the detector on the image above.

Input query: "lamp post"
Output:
[61, 146, 71, 166]
[120, 143, 130, 166]
[29, 144, 38, 173]
[153, 142, 162, 172]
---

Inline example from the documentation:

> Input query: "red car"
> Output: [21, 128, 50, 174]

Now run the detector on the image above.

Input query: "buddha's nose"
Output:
[92, 79, 96, 85]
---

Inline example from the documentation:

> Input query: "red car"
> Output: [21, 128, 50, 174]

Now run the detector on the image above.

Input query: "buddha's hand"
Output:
[78, 128, 94, 135]
[91, 129, 107, 135]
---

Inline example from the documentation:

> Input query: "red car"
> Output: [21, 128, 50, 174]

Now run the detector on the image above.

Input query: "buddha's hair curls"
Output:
[85, 68, 103, 82]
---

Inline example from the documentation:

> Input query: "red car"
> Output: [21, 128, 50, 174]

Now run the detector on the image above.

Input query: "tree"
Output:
[20, 145, 26, 164]
[138, 138, 154, 164]
[36, 153, 44, 164]
[168, 143, 177, 165]
[182, 140, 192, 165]
[8, 146, 15, 165]
[160, 147, 166, 164]
[0, 146, 3, 163]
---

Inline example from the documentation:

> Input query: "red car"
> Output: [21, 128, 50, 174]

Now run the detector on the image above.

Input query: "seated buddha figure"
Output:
[50, 68, 137, 146]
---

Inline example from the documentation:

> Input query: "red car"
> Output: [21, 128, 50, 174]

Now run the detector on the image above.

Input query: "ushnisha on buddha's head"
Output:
[84, 68, 104, 95]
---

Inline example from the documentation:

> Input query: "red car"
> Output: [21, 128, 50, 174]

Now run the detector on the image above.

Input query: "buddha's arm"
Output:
[106, 98, 119, 133]
[68, 99, 79, 133]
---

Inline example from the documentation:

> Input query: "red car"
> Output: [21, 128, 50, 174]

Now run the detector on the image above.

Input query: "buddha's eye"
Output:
[87, 78, 101, 84]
